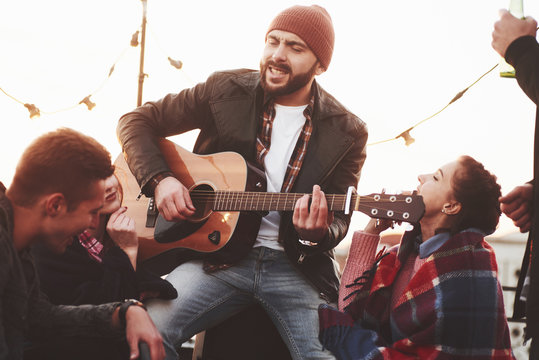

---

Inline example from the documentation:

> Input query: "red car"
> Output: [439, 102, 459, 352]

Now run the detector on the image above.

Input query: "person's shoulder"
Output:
[315, 83, 367, 133]
[0, 204, 15, 267]
[0, 192, 13, 246]
[207, 68, 259, 85]
[204, 68, 260, 98]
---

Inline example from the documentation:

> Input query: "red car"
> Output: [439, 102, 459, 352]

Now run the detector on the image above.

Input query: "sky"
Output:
[1, 0, 539, 245]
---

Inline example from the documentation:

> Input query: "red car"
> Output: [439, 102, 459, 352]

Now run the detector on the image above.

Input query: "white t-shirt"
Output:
[254, 103, 308, 251]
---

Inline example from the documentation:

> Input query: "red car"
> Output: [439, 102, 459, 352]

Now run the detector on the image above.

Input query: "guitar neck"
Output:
[190, 190, 424, 223]
[210, 191, 354, 212]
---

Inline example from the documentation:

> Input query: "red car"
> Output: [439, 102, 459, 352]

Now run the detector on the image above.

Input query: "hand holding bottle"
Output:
[493, 9, 537, 58]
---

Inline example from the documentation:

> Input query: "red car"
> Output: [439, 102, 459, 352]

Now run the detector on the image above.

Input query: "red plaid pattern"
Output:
[256, 96, 314, 193]
[78, 230, 104, 263]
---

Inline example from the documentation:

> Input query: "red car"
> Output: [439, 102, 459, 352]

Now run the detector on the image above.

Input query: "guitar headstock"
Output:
[356, 192, 425, 223]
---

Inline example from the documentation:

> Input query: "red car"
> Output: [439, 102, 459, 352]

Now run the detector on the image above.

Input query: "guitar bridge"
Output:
[145, 197, 158, 228]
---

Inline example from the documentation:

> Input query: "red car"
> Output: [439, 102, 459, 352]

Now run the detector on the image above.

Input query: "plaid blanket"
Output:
[319, 230, 515, 359]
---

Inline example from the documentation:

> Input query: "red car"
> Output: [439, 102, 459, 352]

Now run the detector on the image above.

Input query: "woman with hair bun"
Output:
[319, 155, 515, 359]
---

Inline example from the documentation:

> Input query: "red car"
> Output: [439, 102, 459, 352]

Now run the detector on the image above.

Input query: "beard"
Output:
[259, 59, 318, 97]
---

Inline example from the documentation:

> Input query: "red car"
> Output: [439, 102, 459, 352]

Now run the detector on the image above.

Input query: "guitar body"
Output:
[114, 139, 265, 264]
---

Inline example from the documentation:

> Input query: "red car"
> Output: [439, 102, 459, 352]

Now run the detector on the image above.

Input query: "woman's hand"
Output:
[107, 207, 138, 269]
[363, 218, 395, 235]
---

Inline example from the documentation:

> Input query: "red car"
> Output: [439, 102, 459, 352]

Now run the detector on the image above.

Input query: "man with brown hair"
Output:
[118, 5, 367, 359]
[0, 128, 164, 360]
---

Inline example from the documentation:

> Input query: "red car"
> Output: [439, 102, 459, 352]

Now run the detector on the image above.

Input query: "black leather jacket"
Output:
[117, 69, 368, 302]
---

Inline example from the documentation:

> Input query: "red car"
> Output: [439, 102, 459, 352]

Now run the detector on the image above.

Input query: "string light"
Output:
[131, 31, 140, 47]
[147, 26, 187, 72]
[0, 20, 194, 118]
[79, 95, 96, 110]
[367, 63, 499, 147]
[168, 57, 183, 69]
[5, 18, 528, 129]
[0, 40, 133, 118]
[24, 104, 40, 119]
[397, 129, 415, 146]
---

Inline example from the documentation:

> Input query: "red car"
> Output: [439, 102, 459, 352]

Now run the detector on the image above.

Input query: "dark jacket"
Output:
[32, 237, 177, 306]
[0, 183, 120, 360]
[117, 69, 368, 302]
[506, 35, 539, 338]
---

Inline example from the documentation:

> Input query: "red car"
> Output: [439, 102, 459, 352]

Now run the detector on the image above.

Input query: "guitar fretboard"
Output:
[188, 190, 423, 223]
[209, 191, 354, 212]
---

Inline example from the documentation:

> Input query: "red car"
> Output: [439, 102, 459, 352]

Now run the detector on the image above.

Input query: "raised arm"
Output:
[117, 80, 213, 196]
[338, 229, 381, 310]
[493, 10, 539, 104]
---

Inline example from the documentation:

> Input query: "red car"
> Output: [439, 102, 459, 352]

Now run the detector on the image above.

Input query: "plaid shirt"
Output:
[319, 230, 515, 359]
[78, 230, 104, 263]
[256, 96, 314, 193]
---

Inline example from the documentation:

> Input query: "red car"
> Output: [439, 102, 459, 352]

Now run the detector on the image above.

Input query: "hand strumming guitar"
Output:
[293, 185, 334, 244]
[154, 177, 196, 221]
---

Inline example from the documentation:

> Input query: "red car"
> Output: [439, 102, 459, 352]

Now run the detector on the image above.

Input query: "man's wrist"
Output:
[118, 299, 147, 328]
[145, 171, 174, 196]
[505, 35, 538, 66]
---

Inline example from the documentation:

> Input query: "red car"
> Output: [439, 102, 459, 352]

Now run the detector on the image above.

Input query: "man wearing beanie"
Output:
[118, 4, 367, 359]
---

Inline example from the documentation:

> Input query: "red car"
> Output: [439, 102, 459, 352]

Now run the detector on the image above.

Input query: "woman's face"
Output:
[100, 174, 121, 215]
[417, 160, 461, 216]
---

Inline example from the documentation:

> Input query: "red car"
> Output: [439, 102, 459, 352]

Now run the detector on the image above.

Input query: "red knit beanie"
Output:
[266, 5, 335, 70]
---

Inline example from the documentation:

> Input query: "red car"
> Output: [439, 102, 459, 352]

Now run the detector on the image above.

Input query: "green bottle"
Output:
[499, 0, 524, 78]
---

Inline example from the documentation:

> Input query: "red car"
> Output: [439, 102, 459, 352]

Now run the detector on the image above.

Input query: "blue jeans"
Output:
[145, 247, 335, 360]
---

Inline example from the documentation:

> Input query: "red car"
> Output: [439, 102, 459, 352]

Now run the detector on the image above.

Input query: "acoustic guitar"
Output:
[114, 139, 425, 264]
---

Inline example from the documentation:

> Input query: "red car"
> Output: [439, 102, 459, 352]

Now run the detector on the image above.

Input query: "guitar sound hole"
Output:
[190, 184, 214, 222]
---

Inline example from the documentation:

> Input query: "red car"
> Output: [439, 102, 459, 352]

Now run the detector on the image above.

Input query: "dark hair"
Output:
[8, 128, 114, 210]
[450, 155, 501, 235]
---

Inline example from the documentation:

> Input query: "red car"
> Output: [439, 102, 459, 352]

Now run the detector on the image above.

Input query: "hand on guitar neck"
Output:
[293, 185, 334, 244]
[154, 176, 196, 221]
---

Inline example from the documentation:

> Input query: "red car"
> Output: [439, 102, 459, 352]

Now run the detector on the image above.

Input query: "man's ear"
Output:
[45, 193, 66, 217]
[443, 201, 462, 216]
[315, 62, 326, 76]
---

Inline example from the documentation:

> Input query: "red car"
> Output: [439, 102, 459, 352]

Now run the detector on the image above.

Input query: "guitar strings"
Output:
[188, 190, 414, 203]
[188, 189, 413, 199]
[187, 190, 417, 218]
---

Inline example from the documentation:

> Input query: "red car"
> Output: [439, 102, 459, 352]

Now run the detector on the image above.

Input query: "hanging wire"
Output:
[146, 24, 195, 86]
[0, 87, 25, 104]
[0, 87, 40, 118]
[367, 63, 499, 146]
[368, 24, 539, 147]
[0, 41, 133, 118]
